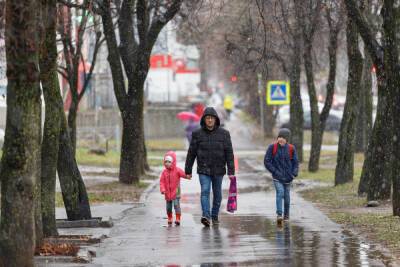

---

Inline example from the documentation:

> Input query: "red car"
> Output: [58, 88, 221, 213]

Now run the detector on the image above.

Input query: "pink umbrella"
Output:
[176, 111, 200, 122]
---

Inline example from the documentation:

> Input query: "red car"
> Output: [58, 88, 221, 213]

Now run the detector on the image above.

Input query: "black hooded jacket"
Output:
[185, 107, 235, 176]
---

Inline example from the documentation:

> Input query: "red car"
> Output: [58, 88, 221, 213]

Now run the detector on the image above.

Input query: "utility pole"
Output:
[257, 73, 265, 140]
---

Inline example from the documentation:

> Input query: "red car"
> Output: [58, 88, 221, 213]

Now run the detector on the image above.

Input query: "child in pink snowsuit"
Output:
[160, 151, 191, 225]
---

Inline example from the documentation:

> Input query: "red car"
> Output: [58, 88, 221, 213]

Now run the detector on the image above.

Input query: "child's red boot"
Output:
[167, 212, 173, 225]
[175, 213, 181, 226]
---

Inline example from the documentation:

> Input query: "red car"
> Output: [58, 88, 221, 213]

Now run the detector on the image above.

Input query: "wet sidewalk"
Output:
[87, 112, 391, 266]
[90, 154, 390, 266]
[40, 111, 394, 266]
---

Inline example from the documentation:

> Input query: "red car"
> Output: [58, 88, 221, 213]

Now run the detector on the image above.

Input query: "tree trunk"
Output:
[356, 52, 373, 194]
[35, 147, 44, 247]
[39, 0, 60, 237]
[100, 3, 144, 184]
[67, 101, 78, 156]
[289, 41, 304, 162]
[119, 77, 146, 184]
[344, 0, 399, 214]
[308, 128, 323, 172]
[303, 14, 338, 172]
[383, 1, 400, 214]
[358, 89, 392, 200]
[393, 163, 400, 215]
[143, 139, 150, 172]
[361, 80, 392, 200]
[57, 113, 92, 220]
[40, 73, 61, 235]
[0, 0, 41, 264]
[344, 1, 392, 198]
[355, 52, 373, 153]
[100, 0, 182, 184]
[119, 111, 143, 184]
[393, 81, 400, 213]
[263, 88, 275, 138]
[335, 15, 363, 185]
[303, 41, 322, 172]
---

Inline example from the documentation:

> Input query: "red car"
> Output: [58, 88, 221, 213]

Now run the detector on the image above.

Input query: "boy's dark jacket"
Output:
[264, 143, 299, 183]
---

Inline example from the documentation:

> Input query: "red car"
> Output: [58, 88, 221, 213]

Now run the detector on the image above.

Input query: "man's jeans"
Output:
[273, 180, 291, 217]
[199, 174, 224, 219]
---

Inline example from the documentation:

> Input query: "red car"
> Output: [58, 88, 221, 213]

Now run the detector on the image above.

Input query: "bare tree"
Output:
[58, 0, 104, 155]
[265, 0, 305, 161]
[357, 0, 381, 195]
[335, 2, 363, 185]
[344, 0, 400, 215]
[299, 0, 342, 172]
[97, 0, 183, 184]
[39, 0, 93, 225]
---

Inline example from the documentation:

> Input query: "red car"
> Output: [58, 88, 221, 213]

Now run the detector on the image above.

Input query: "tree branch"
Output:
[137, 0, 149, 44]
[98, 0, 128, 110]
[147, 0, 183, 53]
[344, 0, 383, 67]
[78, 35, 105, 102]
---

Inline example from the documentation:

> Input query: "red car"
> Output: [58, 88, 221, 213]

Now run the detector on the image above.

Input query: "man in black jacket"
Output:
[185, 107, 235, 227]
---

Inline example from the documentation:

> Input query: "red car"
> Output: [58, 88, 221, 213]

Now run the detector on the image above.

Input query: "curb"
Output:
[139, 177, 159, 204]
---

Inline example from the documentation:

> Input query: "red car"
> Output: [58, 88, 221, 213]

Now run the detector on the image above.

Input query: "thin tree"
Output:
[39, 1, 93, 224]
[299, 0, 342, 172]
[334, 7, 363, 185]
[0, 0, 41, 265]
[40, 0, 63, 237]
[98, 0, 183, 184]
[58, 0, 104, 155]
[356, 1, 380, 195]
[354, 51, 373, 154]
[268, 0, 304, 161]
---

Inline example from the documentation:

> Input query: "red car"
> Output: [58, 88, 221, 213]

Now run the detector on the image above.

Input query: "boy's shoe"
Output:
[277, 215, 283, 225]
[175, 213, 181, 226]
[283, 215, 289, 221]
[167, 212, 173, 225]
[212, 217, 220, 226]
[201, 217, 210, 227]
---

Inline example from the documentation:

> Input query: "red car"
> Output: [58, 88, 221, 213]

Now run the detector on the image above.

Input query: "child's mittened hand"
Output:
[161, 192, 165, 195]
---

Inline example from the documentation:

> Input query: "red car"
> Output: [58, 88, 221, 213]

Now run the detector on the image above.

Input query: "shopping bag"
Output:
[227, 176, 237, 213]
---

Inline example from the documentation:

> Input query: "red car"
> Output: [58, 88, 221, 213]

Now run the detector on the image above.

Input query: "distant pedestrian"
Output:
[185, 119, 200, 143]
[264, 128, 299, 225]
[192, 102, 205, 118]
[160, 151, 191, 226]
[185, 107, 235, 227]
[223, 95, 234, 120]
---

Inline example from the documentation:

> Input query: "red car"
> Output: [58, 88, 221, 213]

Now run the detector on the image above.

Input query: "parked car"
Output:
[277, 103, 343, 132]
[280, 112, 342, 131]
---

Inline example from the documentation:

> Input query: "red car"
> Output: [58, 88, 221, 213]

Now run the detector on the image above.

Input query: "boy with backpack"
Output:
[264, 128, 299, 225]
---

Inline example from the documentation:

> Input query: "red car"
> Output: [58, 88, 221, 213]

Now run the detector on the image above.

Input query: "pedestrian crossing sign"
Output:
[267, 81, 290, 105]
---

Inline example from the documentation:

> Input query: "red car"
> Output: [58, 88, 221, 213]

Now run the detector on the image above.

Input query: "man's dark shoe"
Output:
[212, 217, 220, 225]
[201, 217, 210, 227]
[277, 215, 283, 226]
[283, 215, 289, 221]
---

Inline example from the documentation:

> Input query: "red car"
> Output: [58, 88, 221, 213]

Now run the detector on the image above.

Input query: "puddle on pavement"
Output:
[165, 215, 393, 266]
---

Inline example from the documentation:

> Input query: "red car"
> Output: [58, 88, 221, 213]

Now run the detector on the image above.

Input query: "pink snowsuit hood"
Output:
[160, 151, 186, 201]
